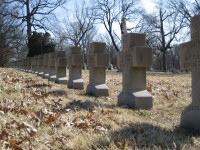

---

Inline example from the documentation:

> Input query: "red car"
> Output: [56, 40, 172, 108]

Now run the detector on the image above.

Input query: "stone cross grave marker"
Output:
[27, 57, 33, 73]
[37, 54, 45, 76]
[42, 53, 50, 78]
[48, 52, 57, 81]
[86, 42, 109, 96]
[55, 51, 68, 84]
[33, 55, 39, 74]
[67, 46, 84, 89]
[117, 33, 153, 109]
[180, 15, 200, 133]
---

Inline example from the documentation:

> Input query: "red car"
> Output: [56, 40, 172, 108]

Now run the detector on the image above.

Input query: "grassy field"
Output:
[0, 68, 199, 149]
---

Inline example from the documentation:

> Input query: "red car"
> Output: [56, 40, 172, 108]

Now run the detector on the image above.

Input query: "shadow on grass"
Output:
[46, 89, 68, 97]
[25, 83, 52, 89]
[96, 123, 195, 149]
[64, 99, 116, 111]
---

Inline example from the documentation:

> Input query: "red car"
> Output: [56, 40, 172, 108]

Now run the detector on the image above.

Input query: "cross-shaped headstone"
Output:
[55, 51, 68, 84]
[48, 52, 57, 81]
[42, 53, 49, 78]
[33, 55, 39, 74]
[86, 42, 109, 96]
[27, 57, 33, 73]
[41, 53, 49, 78]
[180, 15, 200, 133]
[67, 46, 84, 89]
[117, 33, 153, 109]
[37, 54, 45, 76]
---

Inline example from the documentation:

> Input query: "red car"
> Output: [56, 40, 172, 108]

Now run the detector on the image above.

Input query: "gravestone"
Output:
[32, 55, 39, 74]
[41, 53, 49, 78]
[37, 54, 45, 76]
[55, 51, 68, 84]
[180, 15, 200, 133]
[37, 54, 45, 77]
[117, 33, 153, 109]
[48, 52, 57, 81]
[26, 57, 33, 73]
[44, 52, 53, 79]
[19, 59, 25, 71]
[42, 53, 50, 78]
[86, 42, 109, 96]
[67, 46, 84, 89]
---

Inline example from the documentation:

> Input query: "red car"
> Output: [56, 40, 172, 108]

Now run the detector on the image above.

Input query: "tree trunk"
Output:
[163, 50, 167, 71]
[26, 0, 31, 37]
[26, 0, 32, 57]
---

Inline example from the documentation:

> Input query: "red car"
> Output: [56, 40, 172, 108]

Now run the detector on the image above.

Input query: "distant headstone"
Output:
[48, 52, 57, 81]
[33, 55, 39, 74]
[86, 42, 109, 96]
[37, 54, 45, 76]
[26, 57, 33, 73]
[42, 53, 50, 78]
[44, 53, 53, 79]
[117, 33, 153, 109]
[55, 51, 68, 84]
[180, 15, 200, 133]
[67, 46, 84, 89]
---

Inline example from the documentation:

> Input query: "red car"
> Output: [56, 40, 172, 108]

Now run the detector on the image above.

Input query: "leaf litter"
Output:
[0, 68, 199, 149]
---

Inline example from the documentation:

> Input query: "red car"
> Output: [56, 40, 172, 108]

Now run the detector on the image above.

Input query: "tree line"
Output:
[0, 0, 199, 71]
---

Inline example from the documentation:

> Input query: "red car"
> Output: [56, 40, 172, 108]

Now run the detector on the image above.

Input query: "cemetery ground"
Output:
[0, 68, 199, 150]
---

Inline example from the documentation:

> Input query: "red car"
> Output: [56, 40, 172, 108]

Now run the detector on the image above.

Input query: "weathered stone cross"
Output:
[117, 33, 153, 109]
[180, 15, 200, 133]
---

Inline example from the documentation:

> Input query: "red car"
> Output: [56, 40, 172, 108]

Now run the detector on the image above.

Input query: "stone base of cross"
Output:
[117, 33, 153, 109]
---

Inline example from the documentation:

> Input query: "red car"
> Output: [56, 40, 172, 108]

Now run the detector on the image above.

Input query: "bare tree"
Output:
[52, 0, 97, 60]
[3, 0, 66, 56]
[170, 0, 200, 25]
[92, 0, 141, 52]
[0, 1, 26, 67]
[140, 1, 187, 71]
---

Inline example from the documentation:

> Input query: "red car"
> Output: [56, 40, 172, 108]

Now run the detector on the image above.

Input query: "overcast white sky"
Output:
[142, 0, 155, 13]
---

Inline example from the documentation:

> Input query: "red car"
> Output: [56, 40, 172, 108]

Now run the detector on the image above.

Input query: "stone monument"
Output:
[180, 15, 200, 133]
[67, 46, 84, 89]
[117, 33, 153, 109]
[55, 51, 68, 84]
[37, 54, 45, 76]
[48, 52, 57, 81]
[42, 53, 50, 78]
[33, 55, 39, 74]
[86, 42, 109, 96]
[44, 52, 53, 79]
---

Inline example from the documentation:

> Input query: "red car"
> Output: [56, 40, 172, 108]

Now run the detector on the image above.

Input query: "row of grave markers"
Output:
[5, 33, 153, 110]
[4, 15, 200, 133]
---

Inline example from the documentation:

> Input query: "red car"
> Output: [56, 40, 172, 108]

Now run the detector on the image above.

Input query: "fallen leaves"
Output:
[72, 113, 107, 133]
[0, 68, 194, 149]
[0, 130, 9, 141]
[147, 79, 181, 100]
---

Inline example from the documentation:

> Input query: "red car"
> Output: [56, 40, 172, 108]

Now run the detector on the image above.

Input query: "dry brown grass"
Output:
[0, 68, 199, 150]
